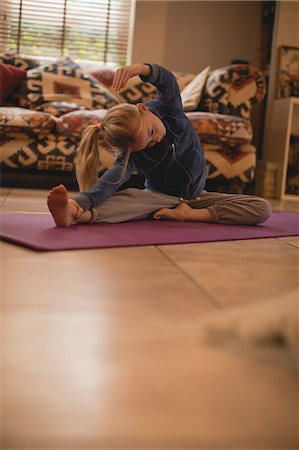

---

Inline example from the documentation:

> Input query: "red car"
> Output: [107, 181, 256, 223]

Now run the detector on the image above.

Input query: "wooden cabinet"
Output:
[270, 97, 299, 200]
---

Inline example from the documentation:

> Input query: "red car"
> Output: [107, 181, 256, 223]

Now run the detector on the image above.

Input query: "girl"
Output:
[47, 63, 271, 227]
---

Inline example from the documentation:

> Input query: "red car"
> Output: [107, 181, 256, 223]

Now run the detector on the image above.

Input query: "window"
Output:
[0, 0, 133, 65]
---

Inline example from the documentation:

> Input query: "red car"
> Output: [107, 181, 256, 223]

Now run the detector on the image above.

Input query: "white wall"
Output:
[131, 1, 169, 66]
[131, 0, 262, 73]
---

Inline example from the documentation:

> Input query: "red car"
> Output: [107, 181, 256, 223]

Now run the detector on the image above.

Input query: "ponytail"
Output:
[76, 103, 142, 192]
[76, 124, 102, 192]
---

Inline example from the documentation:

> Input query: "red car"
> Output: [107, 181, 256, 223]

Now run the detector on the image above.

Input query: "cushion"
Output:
[199, 64, 266, 119]
[56, 109, 107, 137]
[110, 75, 157, 104]
[90, 68, 196, 103]
[0, 53, 40, 71]
[0, 133, 76, 171]
[0, 107, 56, 133]
[203, 143, 256, 185]
[187, 111, 252, 146]
[111, 72, 196, 103]
[39, 101, 88, 117]
[89, 67, 116, 87]
[0, 64, 26, 102]
[89, 67, 157, 103]
[18, 58, 119, 110]
[173, 72, 196, 92]
[181, 66, 211, 111]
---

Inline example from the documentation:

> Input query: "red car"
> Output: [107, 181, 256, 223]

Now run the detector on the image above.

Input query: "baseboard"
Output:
[1, 170, 79, 191]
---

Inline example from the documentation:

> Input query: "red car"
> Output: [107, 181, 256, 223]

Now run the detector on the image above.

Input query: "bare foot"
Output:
[154, 202, 192, 221]
[47, 184, 76, 227]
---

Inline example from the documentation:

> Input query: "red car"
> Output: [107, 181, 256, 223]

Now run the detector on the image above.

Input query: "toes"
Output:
[154, 212, 168, 220]
[156, 208, 170, 216]
[51, 185, 67, 196]
[52, 184, 64, 190]
[154, 209, 165, 220]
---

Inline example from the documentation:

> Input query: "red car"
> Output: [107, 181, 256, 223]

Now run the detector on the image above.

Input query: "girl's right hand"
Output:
[112, 64, 151, 92]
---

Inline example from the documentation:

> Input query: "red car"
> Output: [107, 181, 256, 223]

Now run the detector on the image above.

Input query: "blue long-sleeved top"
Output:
[74, 64, 209, 211]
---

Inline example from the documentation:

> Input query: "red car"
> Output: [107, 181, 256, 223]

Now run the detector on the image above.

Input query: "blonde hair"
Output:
[76, 103, 142, 192]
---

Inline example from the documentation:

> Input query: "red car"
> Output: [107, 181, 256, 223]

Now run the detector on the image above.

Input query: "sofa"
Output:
[0, 54, 266, 193]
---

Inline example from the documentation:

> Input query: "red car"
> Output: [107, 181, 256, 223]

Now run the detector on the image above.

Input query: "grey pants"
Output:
[90, 188, 271, 225]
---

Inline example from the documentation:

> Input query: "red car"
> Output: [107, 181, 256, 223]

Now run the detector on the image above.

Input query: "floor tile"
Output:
[2, 310, 297, 449]
[1, 242, 215, 317]
[159, 238, 299, 307]
[278, 236, 299, 248]
[1, 188, 50, 212]
[1, 189, 298, 450]
[270, 198, 299, 213]
[1, 188, 76, 213]
[0, 187, 11, 207]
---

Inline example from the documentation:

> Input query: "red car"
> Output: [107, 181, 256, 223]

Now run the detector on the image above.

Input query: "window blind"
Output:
[0, 0, 132, 64]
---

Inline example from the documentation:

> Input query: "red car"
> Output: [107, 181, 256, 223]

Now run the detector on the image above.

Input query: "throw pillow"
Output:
[90, 68, 196, 103]
[19, 58, 119, 110]
[40, 101, 87, 117]
[0, 63, 26, 102]
[0, 53, 40, 71]
[187, 111, 252, 146]
[173, 72, 196, 92]
[90, 68, 195, 103]
[110, 75, 157, 104]
[89, 67, 116, 87]
[181, 66, 211, 112]
[0, 106, 56, 133]
[199, 65, 266, 119]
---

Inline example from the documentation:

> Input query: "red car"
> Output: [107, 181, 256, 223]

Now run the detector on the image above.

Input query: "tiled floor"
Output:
[1, 188, 298, 449]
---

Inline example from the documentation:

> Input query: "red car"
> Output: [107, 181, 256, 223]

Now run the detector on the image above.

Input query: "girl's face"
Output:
[130, 104, 166, 152]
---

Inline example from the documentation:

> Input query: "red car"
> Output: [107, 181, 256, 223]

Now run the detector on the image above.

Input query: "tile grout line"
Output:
[276, 237, 299, 250]
[156, 245, 224, 309]
[0, 188, 13, 209]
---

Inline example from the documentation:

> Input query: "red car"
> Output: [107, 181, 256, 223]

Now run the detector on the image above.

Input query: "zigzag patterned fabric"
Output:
[0, 54, 40, 71]
[204, 143, 256, 184]
[199, 64, 266, 119]
[187, 112, 252, 146]
[0, 107, 56, 133]
[0, 133, 75, 172]
[0, 134, 256, 193]
[0, 57, 266, 193]
[0, 107, 257, 192]
[18, 58, 118, 111]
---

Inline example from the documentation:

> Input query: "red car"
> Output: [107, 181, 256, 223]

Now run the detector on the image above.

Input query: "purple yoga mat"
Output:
[0, 211, 298, 251]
